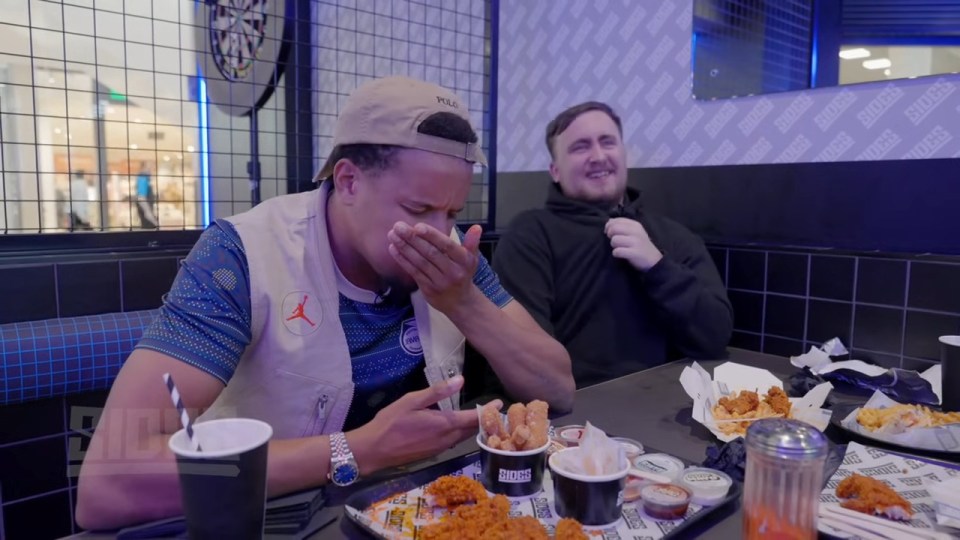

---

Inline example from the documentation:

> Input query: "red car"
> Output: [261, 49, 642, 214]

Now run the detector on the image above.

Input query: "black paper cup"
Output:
[940, 336, 960, 412]
[549, 448, 629, 527]
[168, 418, 273, 540]
[477, 433, 549, 497]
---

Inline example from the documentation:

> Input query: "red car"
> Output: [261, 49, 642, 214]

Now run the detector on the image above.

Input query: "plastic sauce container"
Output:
[679, 467, 732, 506]
[556, 425, 585, 446]
[632, 453, 685, 483]
[641, 483, 691, 520]
[611, 437, 645, 460]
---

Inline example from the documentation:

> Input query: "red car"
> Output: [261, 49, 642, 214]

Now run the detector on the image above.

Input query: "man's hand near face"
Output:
[387, 221, 575, 412]
[605, 217, 663, 272]
[387, 221, 483, 314]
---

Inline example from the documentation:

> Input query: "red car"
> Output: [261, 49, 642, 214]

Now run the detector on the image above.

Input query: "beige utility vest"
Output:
[197, 182, 465, 438]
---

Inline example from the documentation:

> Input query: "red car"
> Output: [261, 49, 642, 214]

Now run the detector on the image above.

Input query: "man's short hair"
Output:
[544, 101, 623, 159]
[327, 112, 479, 177]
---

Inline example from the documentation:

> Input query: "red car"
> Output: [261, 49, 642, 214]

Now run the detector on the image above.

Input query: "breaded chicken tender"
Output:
[480, 402, 507, 439]
[424, 476, 489, 508]
[718, 390, 760, 415]
[763, 386, 792, 417]
[836, 473, 913, 521]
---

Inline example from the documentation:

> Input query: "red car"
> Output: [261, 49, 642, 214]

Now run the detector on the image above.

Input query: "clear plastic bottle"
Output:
[743, 418, 828, 540]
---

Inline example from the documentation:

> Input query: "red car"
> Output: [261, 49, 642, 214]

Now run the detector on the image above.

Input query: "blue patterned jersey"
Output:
[137, 219, 512, 430]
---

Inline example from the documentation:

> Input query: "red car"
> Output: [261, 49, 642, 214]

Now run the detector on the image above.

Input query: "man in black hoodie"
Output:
[493, 101, 733, 388]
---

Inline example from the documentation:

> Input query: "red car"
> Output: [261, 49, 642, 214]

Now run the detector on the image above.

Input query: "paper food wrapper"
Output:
[680, 361, 833, 442]
[551, 422, 625, 476]
[929, 477, 960, 530]
[792, 338, 944, 404]
[819, 441, 960, 537]
[840, 391, 960, 453]
[345, 459, 709, 539]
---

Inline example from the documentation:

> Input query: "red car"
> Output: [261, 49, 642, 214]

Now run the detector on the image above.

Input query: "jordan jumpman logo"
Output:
[286, 295, 316, 326]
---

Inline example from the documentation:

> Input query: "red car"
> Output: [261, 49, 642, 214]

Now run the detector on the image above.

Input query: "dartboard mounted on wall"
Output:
[197, 0, 290, 117]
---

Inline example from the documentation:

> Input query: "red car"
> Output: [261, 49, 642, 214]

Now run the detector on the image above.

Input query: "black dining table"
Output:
[68, 348, 873, 539]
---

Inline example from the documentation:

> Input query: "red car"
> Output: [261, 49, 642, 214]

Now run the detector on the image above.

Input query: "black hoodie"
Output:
[493, 184, 733, 388]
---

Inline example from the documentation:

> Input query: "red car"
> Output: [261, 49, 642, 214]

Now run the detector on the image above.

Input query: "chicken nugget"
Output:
[718, 390, 760, 415]
[511, 424, 531, 447]
[525, 400, 549, 426]
[763, 386, 792, 417]
[424, 475, 489, 508]
[522, 420, 549, 450]
[836, 473, 912, 521]
[499, 439, 517, 452]
[507, 403, 527, 433]
[480, 402, 507, 439]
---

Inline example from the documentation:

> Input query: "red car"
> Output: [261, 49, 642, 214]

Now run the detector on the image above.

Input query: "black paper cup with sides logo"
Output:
[168, 418, 273, 540]
[477, 433, 550, 497]
[549, 447, 630, 527]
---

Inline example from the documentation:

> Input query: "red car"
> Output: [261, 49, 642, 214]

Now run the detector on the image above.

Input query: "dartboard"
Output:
[210, 0, 268, 81]
[197, 0, 289, 117]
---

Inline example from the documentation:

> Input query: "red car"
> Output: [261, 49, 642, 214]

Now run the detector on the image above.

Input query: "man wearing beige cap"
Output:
[76, 76, 575, 529]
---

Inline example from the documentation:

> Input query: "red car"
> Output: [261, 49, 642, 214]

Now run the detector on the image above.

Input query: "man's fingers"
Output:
[388, 243, 437, 287]
[463, 224, 482, 255]
[609, 234, 635, 249]
[400, 375, 465, 410]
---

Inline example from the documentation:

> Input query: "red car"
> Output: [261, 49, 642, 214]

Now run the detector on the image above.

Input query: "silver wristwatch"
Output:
[328, 432, 360, 486]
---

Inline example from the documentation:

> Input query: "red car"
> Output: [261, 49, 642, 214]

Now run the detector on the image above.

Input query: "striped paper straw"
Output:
[163, 372, 202, 452]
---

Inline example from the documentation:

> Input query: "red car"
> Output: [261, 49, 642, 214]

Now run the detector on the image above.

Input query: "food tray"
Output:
[342, 445, 741, 539]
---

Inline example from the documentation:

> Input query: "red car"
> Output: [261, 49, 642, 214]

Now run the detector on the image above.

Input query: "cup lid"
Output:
[745, 418, 827, 458]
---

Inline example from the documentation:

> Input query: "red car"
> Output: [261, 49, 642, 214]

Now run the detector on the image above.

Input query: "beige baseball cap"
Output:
[313, 76, 487, 182]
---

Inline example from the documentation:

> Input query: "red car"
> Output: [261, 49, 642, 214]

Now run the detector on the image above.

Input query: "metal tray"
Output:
[341, 445, 741, 539]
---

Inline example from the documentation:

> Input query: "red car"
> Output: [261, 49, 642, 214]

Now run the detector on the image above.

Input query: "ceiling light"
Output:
[47, 77, 56, 84]
[134, 118, 142, 123]
[177, 154, 183, 160]
[839, 48, 870, 60]
[163, 155, 170, 161]
[54, 128, 62, 134]
[130, 143, 138, 150]
[884, 68, 891, 76]
[863, 58, 892, 70]
[107, 107, 116, 114]
[187, 145, 195, 152]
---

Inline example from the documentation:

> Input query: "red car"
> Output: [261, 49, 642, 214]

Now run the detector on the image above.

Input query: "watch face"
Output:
[332, 462, 359, 486]
[210, 0, 269, 81]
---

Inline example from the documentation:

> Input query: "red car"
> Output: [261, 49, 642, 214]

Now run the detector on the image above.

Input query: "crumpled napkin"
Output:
[552, 422, 624, 476]
[791, 337, 939, 406]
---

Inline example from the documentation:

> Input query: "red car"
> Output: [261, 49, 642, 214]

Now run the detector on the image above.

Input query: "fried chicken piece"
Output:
[763, 386, 792, 417]
[836, 474, 913, 521]
[419, 495, 513, 540]
[480, 402, 508, 439]
[718, 389, 760, 415]
[483, 516, 548, 539]
[487, 435, 503, 449]
[499, 439, 517, 452]
[555, 518, 588, 540]
[507, 403, 527, 432]
[525, 400, 549, 426]
[511, 424, 531, 448]
[424, 476, 489, 508]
